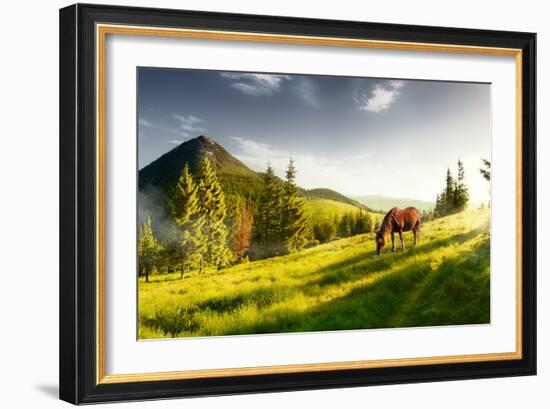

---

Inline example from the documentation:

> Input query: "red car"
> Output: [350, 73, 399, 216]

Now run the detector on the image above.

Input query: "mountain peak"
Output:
[139, 135, 259, 191]
[194, 134, 215, 144]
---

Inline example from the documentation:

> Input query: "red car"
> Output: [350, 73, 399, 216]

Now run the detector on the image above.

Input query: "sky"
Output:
[138, 67, 491, 204]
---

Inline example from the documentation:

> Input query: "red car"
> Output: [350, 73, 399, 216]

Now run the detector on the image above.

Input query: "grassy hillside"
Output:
[301, 188, 370, 210]
[139, 209, 490, 338]
[302, 198, 378, 224]
[353, 194, 434, 213]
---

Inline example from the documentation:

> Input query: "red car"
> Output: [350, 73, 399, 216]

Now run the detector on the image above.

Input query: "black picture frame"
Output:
[59, 3, 536, 404]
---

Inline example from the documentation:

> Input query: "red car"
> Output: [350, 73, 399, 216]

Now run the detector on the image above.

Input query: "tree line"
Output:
[313, 211, 376, 244]
[138, 158, 314, 281]
[138, 158, 232, 282]
[138, 157, 378, 281]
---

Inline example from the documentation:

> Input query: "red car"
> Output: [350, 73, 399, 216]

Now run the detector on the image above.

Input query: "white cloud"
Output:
[389, 80, 405, 90]
[139, 118, 152, 127]
[168, 139, 184, 145]
[293, 78, 320, 107]
[173, 114, 206, 137]
[231, 136, 362, 192]
[356, 80, 406, 113]
[221, 73, 291, 96]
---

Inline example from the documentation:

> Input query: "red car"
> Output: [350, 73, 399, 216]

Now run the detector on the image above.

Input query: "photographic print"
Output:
[137, 68, 491, 340]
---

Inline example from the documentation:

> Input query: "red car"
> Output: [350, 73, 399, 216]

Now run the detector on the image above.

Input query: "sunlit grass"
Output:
[302, 198, 383, 224]
[138, 209, 490, 339]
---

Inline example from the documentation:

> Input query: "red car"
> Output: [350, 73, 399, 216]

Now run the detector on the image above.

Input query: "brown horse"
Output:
[375, 207, 421, 255]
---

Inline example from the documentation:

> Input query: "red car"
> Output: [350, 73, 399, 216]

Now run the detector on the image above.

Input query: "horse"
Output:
[375, 207, 421, 255]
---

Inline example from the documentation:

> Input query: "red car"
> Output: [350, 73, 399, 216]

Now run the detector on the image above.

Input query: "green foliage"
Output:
[139, 135, 260, 193]
[172, 163, 199, 226]
[434, 159, 470, 217]
[352, 211, 373, 235]
[454, 159, 469, 211]
[252, 164, 284, 258]
[313, 221, 336, 243]
[302, 198, 367, 223]
[166, 163, 206, 278]
[197, 157, 232, 269]
[138, 216, 161, 282]
[140, 135, 371, 228]
[138, 209, 490, 338]
[281, 159, 313, 253]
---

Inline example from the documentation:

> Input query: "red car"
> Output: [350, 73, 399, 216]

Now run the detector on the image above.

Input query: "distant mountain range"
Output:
[352, 195, 434, 213]
[139, 135, 369, 210]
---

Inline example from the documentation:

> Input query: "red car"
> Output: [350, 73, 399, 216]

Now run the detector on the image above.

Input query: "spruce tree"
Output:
[479, 158, 491, 207]
[434, 193, 441, 217]
[338, 213, 353, 237]
[138, 216, 160, 283]
[313, 221, 335, 243]
[479, 158, 491, 182]
[454, 159, 469, 211]
[253, 164, 283, 258]
[172, 163, 199, 226]
[445, 168, 455, 215]
[197, 157, 231, 270]
[168, 163, 206, 278]
[281, 159, 313, 253]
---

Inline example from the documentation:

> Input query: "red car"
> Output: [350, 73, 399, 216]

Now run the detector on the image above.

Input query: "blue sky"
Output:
[138, 67, 491, 203]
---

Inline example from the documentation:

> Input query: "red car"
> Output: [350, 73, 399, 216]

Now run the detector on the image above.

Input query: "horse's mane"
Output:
[378, 207, 400, 235]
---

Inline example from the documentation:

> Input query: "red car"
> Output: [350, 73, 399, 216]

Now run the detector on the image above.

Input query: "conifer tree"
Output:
[454, 159, 470, 211]
[167, 163, 206, 278]
[445, 168, 455, 215]
[434, 160, 470, 217]
[253, 164, 283, 257]
[172, 163, 199, 226]
[313, 221, 336, 243]
[197, 157, 231, 270]
[281, 159, 313, 253]
[479, 158, 491, 182]
[338, 213, 353, 237]
[479, 158, 491, 208]
[138, 216, 160, 283]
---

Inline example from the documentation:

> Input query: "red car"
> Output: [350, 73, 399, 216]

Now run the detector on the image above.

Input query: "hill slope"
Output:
[139, 135, 263, 201]
[353, 194, 434, 212]
[139, 135, 367, 209]
[139, 209, 490, 338]
[301, 188, 370, 210]
[303, 198, 379, 224]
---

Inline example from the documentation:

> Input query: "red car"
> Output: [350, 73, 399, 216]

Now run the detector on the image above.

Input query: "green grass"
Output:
[139, 208, 490, 339]
[302, 198, 380, 224]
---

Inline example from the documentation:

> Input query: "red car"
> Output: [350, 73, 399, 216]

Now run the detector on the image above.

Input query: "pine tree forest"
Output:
[138, 158, 379, 279]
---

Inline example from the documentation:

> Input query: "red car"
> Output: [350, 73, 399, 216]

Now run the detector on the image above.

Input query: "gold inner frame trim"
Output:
[96, 23, 523, 385]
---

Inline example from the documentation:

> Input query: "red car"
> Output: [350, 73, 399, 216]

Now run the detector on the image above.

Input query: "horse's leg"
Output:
[413, 226, 418, 247]
[416, 223, 420, 246]
[391, 232, 395, 252]
[399, 229, 405, 251]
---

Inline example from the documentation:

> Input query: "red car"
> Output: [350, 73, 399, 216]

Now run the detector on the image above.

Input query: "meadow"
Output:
[302, 198, 382, 223]
[138, 208, 490, 339]
[304, 198, 375, 223]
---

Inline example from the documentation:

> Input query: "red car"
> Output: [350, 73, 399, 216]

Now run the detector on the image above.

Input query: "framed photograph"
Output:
[59, 3, 536, 404]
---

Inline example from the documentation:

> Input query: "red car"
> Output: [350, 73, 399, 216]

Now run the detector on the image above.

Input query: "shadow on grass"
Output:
[302, 226, 486, 291]
[140, 225, 489, 337]
[231, 236, 490, 335]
